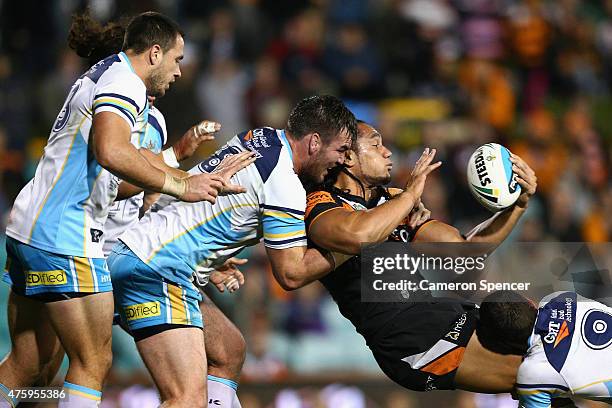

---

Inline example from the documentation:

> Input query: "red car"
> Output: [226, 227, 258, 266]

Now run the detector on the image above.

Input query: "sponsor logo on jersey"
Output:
[90, 228, 104, 243]
[124, 301, 161, 320]
[305, 191, 337, 219]
[543, 320, 570, 348]
[445, 313, 467, 342]
[535, 292, 576, 372]
[26, 270, 68, 287]
[425, 375, 438, 391]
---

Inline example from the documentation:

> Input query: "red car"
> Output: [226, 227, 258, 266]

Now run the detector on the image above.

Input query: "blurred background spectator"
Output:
[0, 0, 610, 406]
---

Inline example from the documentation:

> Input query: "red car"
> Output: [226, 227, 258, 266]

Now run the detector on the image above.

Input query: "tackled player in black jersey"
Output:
[271, 120, 538, 393]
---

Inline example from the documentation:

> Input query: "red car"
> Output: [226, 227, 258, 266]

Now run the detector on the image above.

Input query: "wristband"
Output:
[162, 147, 180, 168]
[161, 173, 187, 198]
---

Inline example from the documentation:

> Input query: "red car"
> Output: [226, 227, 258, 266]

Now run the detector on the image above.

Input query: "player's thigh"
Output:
[136, 327, 207, 400]
[200, 295, 246, 375]
[44, 291, 114, 360]
[454, 333, 522, 393]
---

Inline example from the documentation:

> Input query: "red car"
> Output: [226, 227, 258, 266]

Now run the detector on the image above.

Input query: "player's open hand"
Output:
[182, 173, 225, 203]
[213, 151, 257, 195]
[510, 153, 537, 209]
[173, 120, 221, 161]
[404, 148, 442, 202]
[210, 257, 247, 293]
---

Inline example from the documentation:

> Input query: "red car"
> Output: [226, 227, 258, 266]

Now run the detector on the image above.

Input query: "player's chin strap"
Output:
[339, 167, 368, 200]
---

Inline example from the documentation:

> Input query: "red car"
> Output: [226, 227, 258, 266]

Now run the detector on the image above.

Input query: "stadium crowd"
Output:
[0, 0, 610, 406]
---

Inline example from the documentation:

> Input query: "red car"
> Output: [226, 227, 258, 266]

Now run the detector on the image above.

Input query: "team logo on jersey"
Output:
[581, 309, 612, 350]
[124, 301, 161, 320]
[25, 270, 67, 287]
[53, 82, 81, 132]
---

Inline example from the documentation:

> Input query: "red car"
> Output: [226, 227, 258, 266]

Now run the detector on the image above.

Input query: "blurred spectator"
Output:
[458, 59, 516, 130]
[196, 57, 249, 142]
[510, 107, 568, 196]
[242, 311, 288, 382]
[283, 283, 327, 336]
[323, 23, 384, 100]
[267, 8, 329, 97]
[245, 56, 292, 129]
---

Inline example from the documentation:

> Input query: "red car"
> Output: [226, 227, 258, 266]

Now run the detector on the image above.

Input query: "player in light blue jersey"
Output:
[477, 290, 612, 408]
[108, 95, 357, 406]
[0, 12, 253, 408]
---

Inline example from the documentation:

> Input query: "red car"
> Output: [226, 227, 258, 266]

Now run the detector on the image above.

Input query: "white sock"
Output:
[208, 375, 239, 408]
[58, 381, 101, 407]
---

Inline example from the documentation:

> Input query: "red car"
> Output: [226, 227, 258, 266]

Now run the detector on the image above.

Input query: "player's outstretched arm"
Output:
[92, 112, 254, 203]
[308, 148, 441, 254]
[408, 153, 537, 247]
[266, 246, 342, 291]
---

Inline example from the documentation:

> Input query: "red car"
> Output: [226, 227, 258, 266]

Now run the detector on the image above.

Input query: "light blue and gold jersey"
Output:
[517, 292, 612, 407]
[102, 106, 167, 256]
[119, 127, 307, 288]
[6, 52, 148, 259]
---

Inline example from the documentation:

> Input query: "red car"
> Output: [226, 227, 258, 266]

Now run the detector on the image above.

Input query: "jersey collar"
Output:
[119, 52, 136, 73]
[279, 129, 293, 161]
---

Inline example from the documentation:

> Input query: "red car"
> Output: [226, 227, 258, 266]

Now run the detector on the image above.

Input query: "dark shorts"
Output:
[368, 301, 479, 392]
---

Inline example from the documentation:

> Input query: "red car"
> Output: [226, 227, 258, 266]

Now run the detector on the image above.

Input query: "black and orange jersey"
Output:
[305, 185, 479, 392]
[305, 185, 434, 339]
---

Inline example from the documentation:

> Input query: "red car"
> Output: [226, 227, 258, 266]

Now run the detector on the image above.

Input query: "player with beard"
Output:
[280, 120, 538, 393]
[108, 96, 384, 406]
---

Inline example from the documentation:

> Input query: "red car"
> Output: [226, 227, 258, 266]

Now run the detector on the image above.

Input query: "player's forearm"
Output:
[114, 150, 189, 200]
[466, 205, 526, 246]
[139, 148, 188, 179]
[347, 190, 420, 249]
[271, 248, 334, 291]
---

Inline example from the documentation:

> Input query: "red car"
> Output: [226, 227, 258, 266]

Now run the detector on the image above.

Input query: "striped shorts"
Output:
[3, 236, 112, 297]
[108, 242, 202, 332]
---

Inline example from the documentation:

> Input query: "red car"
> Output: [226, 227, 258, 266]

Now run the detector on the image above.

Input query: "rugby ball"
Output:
[467, 143, 521, 212]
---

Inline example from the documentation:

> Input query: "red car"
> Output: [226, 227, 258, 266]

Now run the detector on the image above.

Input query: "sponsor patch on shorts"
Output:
[125, 301, 161, 321]
[25, 270, 68, 287]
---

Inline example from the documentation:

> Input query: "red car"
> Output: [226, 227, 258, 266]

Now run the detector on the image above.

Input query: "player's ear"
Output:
[149, 44, 163, 66]
[343, 149, 357, 168]
[308, 133, 322, 154]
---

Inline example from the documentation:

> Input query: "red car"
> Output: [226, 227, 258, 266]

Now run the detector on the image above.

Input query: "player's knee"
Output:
[2, 350, 45, 385]
[209, 327, 246, 377]
[66, 342, 113, 380]
[225, 326, 246, 371]
[162, 381, 207, 407]
[34, 352, 65, 386]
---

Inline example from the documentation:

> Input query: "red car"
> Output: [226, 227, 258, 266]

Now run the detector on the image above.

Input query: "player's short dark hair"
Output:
[123, 11, 184, 54]
[476, 290, 538, 355]
[286, 95, 357, 146]
[68, 11, 126, 66]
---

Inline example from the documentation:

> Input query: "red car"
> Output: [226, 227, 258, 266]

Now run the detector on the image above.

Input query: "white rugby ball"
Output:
[467, 143, 521, 212]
